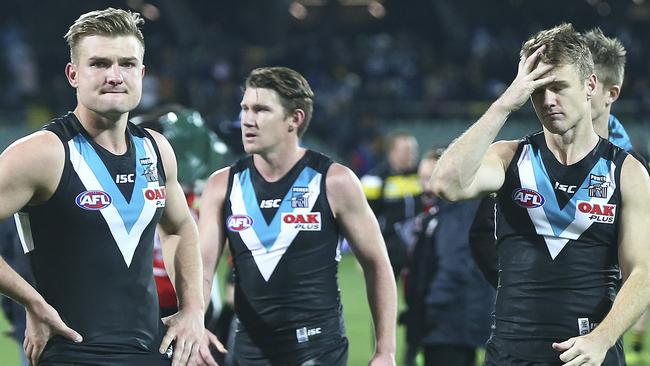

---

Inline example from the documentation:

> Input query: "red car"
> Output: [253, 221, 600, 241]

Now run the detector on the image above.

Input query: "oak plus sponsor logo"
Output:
[143, 187, 166, 208]
[512, 188, 545, 208]
[281, 212, 321, 231]
[576, 200, 616, 224]
[76, 190, 112, 210]
[227, 215, 253, 232]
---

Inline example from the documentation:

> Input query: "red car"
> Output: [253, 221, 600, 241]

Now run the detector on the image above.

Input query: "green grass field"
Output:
[1, 254, 650, 365]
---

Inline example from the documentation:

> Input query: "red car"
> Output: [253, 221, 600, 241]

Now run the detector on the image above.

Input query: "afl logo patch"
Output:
[227, 215, 253, 232]
[76, 190, 112, 210]
[512, 188, 545, 208]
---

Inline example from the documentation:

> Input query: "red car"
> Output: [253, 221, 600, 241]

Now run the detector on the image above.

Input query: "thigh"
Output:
[483, 339, 559, 366]
[296, 338, 349, 366]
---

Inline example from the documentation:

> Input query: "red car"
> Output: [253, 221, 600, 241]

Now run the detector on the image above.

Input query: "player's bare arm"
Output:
[195, 167, 231, 366]
[327, 163, 397, 366]
[0, 131, 83, 365]
[149, 129, 205, 366]
[432, 45, 555, 202]
[553, 155, 650, 366]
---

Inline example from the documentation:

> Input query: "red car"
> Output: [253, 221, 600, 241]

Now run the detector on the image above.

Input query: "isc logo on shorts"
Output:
[512, 188, 545, 208]
[143, 187, 166, 208]
[227, 215, 253, 231]
[75, 190, 112, 210]
[577, 200, 616, 224]
[281, 213, 321, 231]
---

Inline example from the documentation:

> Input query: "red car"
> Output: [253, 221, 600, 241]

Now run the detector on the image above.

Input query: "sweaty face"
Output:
[240, 88, 293, 155]
[68, 35, 145, 118]
[530, 63, 593, 135]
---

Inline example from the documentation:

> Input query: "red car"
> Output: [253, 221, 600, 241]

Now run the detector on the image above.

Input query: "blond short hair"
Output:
[520, 23, 594, 82]
[64, 8, 145, 63]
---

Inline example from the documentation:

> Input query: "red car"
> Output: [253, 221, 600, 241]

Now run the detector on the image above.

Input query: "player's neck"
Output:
[592, 113, 610, 140]
[74, 107, 130, 155]
[253, 146, 306, 182]
[544, 121, 600, 166]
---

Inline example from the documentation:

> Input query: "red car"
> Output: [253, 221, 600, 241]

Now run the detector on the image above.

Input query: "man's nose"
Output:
[107, 64, 124, 85]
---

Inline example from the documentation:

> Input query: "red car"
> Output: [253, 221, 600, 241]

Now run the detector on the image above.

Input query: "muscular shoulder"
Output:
[144, 128, 178, 177]
[326, 163, 366, 214]
[0, 131, 65, 203]
[145, 128, 173, 158]
[620, 154, 650, 198]
[203, 167, 231, 205]
[3, 131, 63, 178]
[490, 139, 520, 167]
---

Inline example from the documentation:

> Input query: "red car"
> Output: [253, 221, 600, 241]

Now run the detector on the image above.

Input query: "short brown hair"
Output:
[64, 8, 145, 63]
[520, 23, 594, 82]
[245, 67, 314, 138]
[583, 27, 626, 88]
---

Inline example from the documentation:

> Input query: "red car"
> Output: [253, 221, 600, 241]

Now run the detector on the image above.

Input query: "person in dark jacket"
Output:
[403, 150, 495, 366]
[361, 131, 421, 279]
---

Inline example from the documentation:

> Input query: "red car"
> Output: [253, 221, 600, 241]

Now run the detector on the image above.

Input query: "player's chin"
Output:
[96, 101, 139, 115]
[542, 120, 569, 135]
[243, 143, 261, 155]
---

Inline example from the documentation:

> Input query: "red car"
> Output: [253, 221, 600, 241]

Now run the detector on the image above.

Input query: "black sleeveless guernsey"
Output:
[223, 150, 347, 358]
[492, 131, 626, 362]
[15, 113, 171, 365]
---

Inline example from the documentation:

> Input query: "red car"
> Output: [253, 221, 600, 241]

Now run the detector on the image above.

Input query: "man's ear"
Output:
[289, 109, 305, 133]
[607, 84, 621, 106]
[65, 62, 79, 88]
[586, 73, 597, 100]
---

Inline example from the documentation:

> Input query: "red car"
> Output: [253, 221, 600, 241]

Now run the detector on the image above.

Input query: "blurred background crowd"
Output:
[1, 0, 650, 172]
[2, 1, 650, 364]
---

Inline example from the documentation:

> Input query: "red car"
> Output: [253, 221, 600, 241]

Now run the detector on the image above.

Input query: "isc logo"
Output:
[76, 190, 112, 210]
[512, 188, 545, 208]
[260, 199, 281, 208]
[554, 182, 577, 194]
[227, 215, 253, 232]
[281, 213, 321, 231]
[577, 200, 616, 224]
[115, 174, 134, 183]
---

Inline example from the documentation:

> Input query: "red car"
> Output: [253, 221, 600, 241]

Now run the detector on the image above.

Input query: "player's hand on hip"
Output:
[369, 351, 396, 366]
[195, 328, 226, 366]
[161, 308, 205, 366]
[24, 301, 82, 366]
[553, 334, 609, 366]
[497, 44, 557, 114]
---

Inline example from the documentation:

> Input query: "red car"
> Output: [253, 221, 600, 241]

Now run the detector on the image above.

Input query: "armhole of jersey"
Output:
[318, 157, 339, 231]
[497, 139, 526, 198]
[32, 128, 71, 208]
[613, 149, 628, 236]
[141, 128, 167, 182]
[223, 164, 237, 221]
